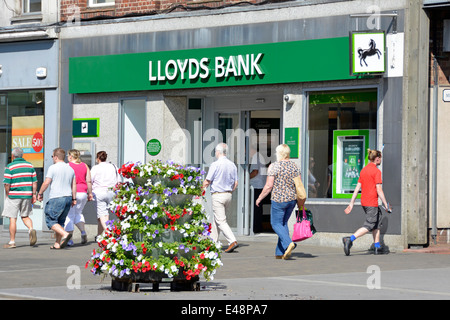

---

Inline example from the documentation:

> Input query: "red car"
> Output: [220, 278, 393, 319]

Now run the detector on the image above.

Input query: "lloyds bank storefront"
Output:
[61, 3, 412, 250]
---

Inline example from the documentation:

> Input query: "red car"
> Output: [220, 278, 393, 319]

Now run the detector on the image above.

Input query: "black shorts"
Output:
[362, 206, 382, 231]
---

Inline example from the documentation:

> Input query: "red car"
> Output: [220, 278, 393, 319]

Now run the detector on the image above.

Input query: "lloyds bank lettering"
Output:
[149, 53, 264, 82]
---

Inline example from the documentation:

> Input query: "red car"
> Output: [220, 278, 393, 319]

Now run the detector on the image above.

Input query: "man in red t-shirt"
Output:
[343, 149, 391, 256]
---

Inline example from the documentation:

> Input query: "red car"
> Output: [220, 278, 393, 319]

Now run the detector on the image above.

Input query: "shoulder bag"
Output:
[293, 175, 306, 208]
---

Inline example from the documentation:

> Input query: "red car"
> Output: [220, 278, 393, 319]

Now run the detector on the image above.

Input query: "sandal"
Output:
[60, 233, 72, 248]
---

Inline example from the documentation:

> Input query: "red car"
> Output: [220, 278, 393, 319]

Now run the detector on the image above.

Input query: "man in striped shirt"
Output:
[2, 148, 38, 248]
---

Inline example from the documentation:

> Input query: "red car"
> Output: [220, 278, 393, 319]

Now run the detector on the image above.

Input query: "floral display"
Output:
[86, 160, 222, 283]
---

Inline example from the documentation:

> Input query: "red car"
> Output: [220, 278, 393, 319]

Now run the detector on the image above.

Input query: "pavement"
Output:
[0, 230, 450, 303]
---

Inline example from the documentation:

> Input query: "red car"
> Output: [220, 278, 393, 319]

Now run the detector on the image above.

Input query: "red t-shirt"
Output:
[358, 162, 382, 207]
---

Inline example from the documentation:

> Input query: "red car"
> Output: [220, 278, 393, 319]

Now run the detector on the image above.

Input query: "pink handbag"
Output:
[292, 207, 313, 242]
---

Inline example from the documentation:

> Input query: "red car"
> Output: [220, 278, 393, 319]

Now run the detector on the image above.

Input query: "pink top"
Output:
[69, 162, 88, 193]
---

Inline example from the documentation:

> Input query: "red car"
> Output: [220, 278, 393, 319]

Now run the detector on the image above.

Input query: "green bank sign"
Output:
[69, 37, 354, 94]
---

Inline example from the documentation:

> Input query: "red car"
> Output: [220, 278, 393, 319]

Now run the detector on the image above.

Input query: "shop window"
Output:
[89, 0, 115, 6]
[120, 99, 146, 166]
[0, 90, 45, 225]
[22, 0, 41, 13]
[307, 90, 377, 199]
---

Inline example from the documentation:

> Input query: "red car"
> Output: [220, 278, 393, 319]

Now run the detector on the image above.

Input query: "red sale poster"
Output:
[11, 115, 44, 168]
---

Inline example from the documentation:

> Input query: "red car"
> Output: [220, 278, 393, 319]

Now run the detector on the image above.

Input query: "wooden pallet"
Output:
[111, 276, 200, 292]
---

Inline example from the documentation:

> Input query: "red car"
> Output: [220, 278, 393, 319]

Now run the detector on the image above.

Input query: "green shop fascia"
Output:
[69, 37, 359, 94]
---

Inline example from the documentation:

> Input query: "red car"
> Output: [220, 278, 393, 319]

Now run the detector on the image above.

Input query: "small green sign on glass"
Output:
[147, 139, 161, 156]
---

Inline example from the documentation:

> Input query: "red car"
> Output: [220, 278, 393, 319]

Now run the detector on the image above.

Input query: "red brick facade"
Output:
[60, 0, 267, 22]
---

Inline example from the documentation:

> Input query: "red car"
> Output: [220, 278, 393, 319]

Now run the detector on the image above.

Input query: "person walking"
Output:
[343, 149, 392, 256]
[38, 148, 76, 249]
[91, 151, 120, 237]
[64, 149, 93, 245]
[2, 148, 38, 248]
[202, 143, 239, 253]
[256, 144, 300, 259]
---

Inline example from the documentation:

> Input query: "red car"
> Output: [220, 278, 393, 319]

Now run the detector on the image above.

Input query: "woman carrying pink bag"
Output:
[256, 144, 300, 260]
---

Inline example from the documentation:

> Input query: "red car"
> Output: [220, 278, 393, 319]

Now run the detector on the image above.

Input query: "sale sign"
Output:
[11, 116, 44, 168]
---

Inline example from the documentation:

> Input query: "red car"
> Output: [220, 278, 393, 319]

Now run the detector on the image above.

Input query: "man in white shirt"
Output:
[202, 143, 239, 253]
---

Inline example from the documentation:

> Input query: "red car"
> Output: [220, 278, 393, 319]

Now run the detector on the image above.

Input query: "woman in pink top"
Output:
[64, 149, 93, 245]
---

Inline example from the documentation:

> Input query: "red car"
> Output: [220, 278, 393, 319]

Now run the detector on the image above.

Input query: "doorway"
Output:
[202, 93, 281, 236]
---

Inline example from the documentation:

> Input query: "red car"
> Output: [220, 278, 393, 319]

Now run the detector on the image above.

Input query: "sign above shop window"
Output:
[350, 31, 386, 76]
[73, 118, 99, 137]
[69, 37, 357, 94]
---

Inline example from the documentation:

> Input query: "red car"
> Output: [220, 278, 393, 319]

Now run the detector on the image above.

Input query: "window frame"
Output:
[88, 0, 116, 8]
[303, 84, 382, 203]
[22, 0, 41, 14]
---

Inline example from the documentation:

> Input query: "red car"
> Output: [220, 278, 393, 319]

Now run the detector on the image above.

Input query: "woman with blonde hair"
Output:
[64, 149, 93, 245]
[256, 144, 301, 259]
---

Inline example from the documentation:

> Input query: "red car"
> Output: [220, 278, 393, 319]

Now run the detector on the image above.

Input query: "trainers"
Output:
[374, 246, 388, 255]
[3, 243, 16, 249]
[29, 229, 37, 246]
[342, 237, 353, 256]
[81, 233, 88, 245]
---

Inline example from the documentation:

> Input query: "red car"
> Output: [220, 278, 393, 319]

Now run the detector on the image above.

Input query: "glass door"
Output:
[216, 110, 280, 235]
[201, 94, 282, 237]
[216, 112, 245, 234]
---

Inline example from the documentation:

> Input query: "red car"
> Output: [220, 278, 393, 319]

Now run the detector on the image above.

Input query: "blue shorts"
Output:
[44, 196, 72, 230]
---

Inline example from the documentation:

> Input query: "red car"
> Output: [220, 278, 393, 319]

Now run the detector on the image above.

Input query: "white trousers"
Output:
[210, 192, 237, 245]
[64, 192, 88, 232]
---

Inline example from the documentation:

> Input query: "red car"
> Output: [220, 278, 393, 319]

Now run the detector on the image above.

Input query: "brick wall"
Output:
[60, 0, 269, 22]
[429, 12, 450, 86]
[429, 228, 450, 245]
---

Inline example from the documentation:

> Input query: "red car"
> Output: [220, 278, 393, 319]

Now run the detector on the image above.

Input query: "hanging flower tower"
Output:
[86, 160, 222, 287]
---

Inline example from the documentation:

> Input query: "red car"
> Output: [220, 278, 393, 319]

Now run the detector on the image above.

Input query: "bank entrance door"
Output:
[203, 95, 281, 236]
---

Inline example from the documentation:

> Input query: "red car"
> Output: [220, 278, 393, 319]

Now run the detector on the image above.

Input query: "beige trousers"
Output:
[211, 192, 237, 245]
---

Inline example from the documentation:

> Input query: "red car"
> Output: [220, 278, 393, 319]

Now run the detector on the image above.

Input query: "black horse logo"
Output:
[358, 39, 382, 67]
